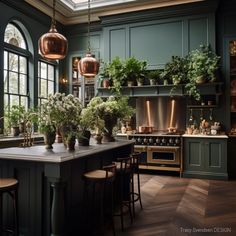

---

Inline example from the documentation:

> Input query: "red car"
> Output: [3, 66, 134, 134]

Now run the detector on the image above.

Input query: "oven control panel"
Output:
[128, 135, 181, 147]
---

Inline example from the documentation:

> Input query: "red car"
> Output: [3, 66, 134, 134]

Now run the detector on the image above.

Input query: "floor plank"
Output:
[105, 173, 236, 236]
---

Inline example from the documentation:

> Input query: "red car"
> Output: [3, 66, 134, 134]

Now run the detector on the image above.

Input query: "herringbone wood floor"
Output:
[107, 173, 236, 236]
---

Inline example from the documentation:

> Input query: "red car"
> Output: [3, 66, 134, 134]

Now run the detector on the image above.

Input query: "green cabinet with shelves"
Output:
[183, 136, 228, 180]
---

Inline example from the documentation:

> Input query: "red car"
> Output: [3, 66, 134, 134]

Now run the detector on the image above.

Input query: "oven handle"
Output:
[147, 146, 180, 151]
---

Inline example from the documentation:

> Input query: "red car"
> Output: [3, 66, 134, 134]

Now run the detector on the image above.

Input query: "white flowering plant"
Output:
[38, 93, 82, 133]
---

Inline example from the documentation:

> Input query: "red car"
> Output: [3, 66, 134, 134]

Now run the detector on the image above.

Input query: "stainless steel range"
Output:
[128, 132, 183, 176]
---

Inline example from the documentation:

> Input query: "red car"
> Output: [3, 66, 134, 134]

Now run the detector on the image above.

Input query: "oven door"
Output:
[147, 146, 180, 165]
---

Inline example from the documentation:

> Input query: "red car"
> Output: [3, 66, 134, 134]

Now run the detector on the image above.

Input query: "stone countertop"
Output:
[182, 134, 228, 138]
[0, 139, 134, 163]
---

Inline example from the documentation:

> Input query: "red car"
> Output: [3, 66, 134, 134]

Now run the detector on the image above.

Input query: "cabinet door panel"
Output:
[205, 140, 227, 173]
[184, 139, 204, 171]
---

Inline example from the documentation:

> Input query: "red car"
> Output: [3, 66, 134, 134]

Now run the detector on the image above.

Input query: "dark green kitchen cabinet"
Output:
[183, 137, 228, 180]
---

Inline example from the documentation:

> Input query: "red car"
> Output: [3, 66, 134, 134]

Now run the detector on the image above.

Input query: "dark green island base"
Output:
[0, 139, 134, 236]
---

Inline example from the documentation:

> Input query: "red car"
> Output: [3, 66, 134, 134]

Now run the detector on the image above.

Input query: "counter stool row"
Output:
[82, 152, 143, 235]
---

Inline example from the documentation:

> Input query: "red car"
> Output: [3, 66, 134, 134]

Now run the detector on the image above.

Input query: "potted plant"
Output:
[136, 60, 147, 86]
[147, 70, 162, 85]
[123, 57, 142, 86]
[185, 44, 221, 101]
[187, 44, 220, 83]
[89, 96, 135, 142]
[98, 61, 110, 88]
[4, 105, 25, 136]
[160, 56, 188, 85]
[107, 57, 125, 95]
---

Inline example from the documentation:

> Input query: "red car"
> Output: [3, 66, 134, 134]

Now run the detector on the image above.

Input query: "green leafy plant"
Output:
[123, 57, 147, 85]
[98, 61, 111, 87]
[107, 57, 125, 95]
[185, 44, 221, 101]
[147, 70, 162, 85]
[4, 105, 25, 128]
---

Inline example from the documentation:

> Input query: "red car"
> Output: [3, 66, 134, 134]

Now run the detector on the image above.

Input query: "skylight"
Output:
[59, 0, 136, 11]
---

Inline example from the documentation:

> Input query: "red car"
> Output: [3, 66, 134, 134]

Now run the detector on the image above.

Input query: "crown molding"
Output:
[24, 0, 206, 25]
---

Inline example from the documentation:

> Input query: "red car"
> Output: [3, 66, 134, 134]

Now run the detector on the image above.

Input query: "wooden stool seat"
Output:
[0, 177, 19, 236]
[84, 170, 114, 180]
[0, 178, 18, 191]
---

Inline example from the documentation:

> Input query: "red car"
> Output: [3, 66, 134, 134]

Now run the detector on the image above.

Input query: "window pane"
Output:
[40, 79, 47, 98]
[4, 94, 9, 108]
[20, 97, 28, 108]
[20, 56, 27, 74]
[4, 23, 27, 49]
[9, 72, 18, 93]
[41, 62, 47, 79]
[4, 70, 8, 92]
[10, 95, 19, 107]
[9, 53, 18, 72]
[19, 74, 27, 95]
[48, 65, 54, 80]
[4, 51, 8, 69]
[48, 81, 54, 95]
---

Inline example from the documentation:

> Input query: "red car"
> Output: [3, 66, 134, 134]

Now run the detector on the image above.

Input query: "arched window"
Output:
[4, 22, 29, 109]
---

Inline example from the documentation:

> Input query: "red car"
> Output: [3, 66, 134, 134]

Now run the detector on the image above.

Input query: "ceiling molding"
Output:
[24, 0, 205, 25]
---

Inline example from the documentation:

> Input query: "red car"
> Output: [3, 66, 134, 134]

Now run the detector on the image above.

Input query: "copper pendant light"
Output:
[78, 0, 99, 77]
[39, 0, 68, 60]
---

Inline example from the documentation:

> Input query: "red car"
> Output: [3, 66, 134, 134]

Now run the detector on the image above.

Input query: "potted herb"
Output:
[147, 70, 162, 85]
[123, 57, 144, 86]
[161, 56, 188, 85]
[136, 60, 147, 86]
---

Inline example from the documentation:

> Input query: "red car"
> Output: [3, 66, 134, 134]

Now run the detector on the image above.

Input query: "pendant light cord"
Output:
[87, 0, 91, 53]
[51, 0, 56, 28]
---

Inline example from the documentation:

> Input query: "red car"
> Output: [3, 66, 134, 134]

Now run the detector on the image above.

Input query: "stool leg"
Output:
[131, 174, 135, 218]
[13, 189, 19, 236]
[137, 172, 143, 209]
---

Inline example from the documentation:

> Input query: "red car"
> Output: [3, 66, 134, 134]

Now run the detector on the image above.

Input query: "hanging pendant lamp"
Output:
[78, 0, 99, 78]
[39, 0, 68, 60]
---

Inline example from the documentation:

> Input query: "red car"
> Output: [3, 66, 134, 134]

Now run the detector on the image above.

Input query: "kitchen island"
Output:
[0, 139, 134, 236]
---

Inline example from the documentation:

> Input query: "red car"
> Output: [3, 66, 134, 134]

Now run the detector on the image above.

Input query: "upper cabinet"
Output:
[101, 1, 218, 67]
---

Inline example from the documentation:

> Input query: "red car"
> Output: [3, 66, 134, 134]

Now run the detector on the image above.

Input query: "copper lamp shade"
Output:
[78, 53, 99, 77]
[38, 0, 68, 60]
[39, 25, 68, 60]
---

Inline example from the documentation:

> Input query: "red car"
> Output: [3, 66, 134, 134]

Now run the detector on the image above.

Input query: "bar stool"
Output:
[0, 178, 19, 236]
[83, 164, 116, 236]
[130, 152, 143, 218]
[113, 156, 133, 231]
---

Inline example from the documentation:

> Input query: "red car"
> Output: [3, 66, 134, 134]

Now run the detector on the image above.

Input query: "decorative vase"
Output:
[78, 130, 91, 146]
[102, 117, 117, 142]
[127, 81, 134, 87]
[94, 133, 103, 144]
[149, 79, 156, 85]
[67, 138, 76, 151]
[12, 126, 20, 137]
[44, 130, 56, 149]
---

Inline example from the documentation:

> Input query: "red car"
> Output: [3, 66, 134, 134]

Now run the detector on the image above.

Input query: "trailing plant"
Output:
[147, 70, 162, 85]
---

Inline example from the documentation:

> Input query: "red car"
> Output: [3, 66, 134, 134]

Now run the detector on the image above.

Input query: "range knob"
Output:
[155, 137, 161, 145]
[148, 137, 154, 144]
[161, 138, 167, 145]
[137, 137, 142, 144]
[143, 138, 148, 144]
[169, 138, 174, 145]
[175, 138, 180, 145]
